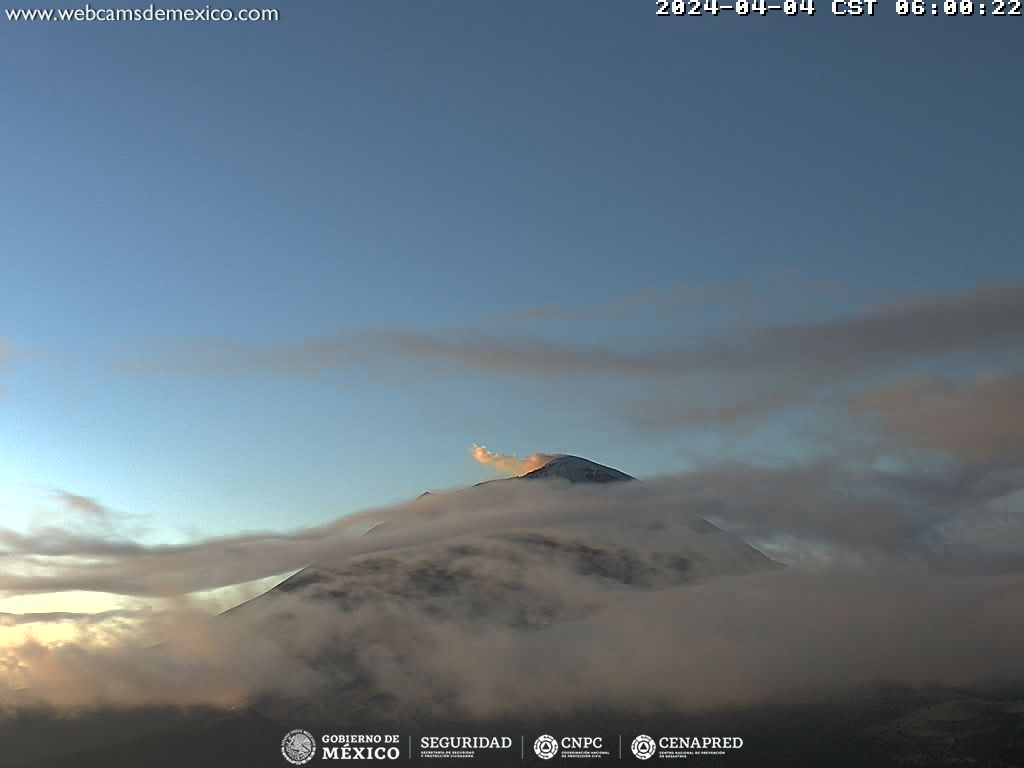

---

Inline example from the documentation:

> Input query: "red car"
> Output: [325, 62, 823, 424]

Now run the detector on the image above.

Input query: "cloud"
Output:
[112, 283, 1024, 448]
[0, 338, 11, 394]
[1, 458, 1020, 598]
[625, 390, 800, 431]
[0, 607, 321, 712]
[389, 566, 1024, 717]
[0, 458, 1022, 716]
[8, 567, 1024, 718]
[51, 491, 113, 524]
[855, 372, 1024, 467]
[470, 444, 558, 476]
[496, 281, 755, 324]
[0, 609, 148, 627]
[116, 336, 358, 379]
[119, 282, 1024, 383]
[699, 281, 1024, 380]
[0, 520, 354, 597]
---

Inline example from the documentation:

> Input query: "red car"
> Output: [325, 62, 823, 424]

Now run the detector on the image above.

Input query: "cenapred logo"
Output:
[534, 734, 559, 760]
[281, 729, 316, 765]
[631, 734, 656, 760]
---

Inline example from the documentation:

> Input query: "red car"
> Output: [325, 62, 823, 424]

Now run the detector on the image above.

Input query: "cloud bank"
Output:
[1, 455, 1022, 717]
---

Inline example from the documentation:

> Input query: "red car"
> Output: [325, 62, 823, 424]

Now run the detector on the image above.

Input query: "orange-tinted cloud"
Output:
[471, 444, 557, 476]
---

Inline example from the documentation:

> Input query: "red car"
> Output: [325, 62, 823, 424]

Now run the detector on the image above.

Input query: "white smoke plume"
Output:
[470, 444, 559, 476]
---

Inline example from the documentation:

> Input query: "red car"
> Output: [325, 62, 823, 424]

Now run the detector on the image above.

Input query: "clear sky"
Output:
[2, 1, 1023, 551]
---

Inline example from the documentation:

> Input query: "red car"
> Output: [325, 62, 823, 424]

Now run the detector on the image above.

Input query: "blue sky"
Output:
[2, 1, 1023, 548]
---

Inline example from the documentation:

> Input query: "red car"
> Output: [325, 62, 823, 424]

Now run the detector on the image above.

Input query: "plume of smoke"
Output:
[470, 444, 558, 476]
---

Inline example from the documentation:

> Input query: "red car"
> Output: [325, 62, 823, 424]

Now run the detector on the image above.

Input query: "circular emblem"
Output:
[281, 729, 316, 765]
[632, 734, 656, 760]
[534, 734, 559, 760]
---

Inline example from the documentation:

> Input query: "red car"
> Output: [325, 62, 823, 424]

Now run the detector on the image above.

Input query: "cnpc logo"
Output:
[533, 735, 559, 760]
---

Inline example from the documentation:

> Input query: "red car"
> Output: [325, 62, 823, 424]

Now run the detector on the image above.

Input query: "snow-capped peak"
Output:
[519, 455, 634, 484]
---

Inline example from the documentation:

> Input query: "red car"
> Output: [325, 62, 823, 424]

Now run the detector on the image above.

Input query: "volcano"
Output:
[258, 453, 770, 615]
[225, 453, 778, 726]
[474, 454, 636, 486]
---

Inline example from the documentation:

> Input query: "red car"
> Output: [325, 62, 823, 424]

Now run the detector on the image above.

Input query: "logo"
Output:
[534, 734, 559, 760]
[281, 729, 316, 765]
[418, 736, 515, 759]
[319, 734, 401, 760]
[632, 735, 656, 760]
[639, 736, 744, 760]
[533, 735, 610, 760]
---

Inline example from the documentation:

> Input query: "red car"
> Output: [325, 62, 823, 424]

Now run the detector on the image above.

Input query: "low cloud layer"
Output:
[1, 455, 1022, 717]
